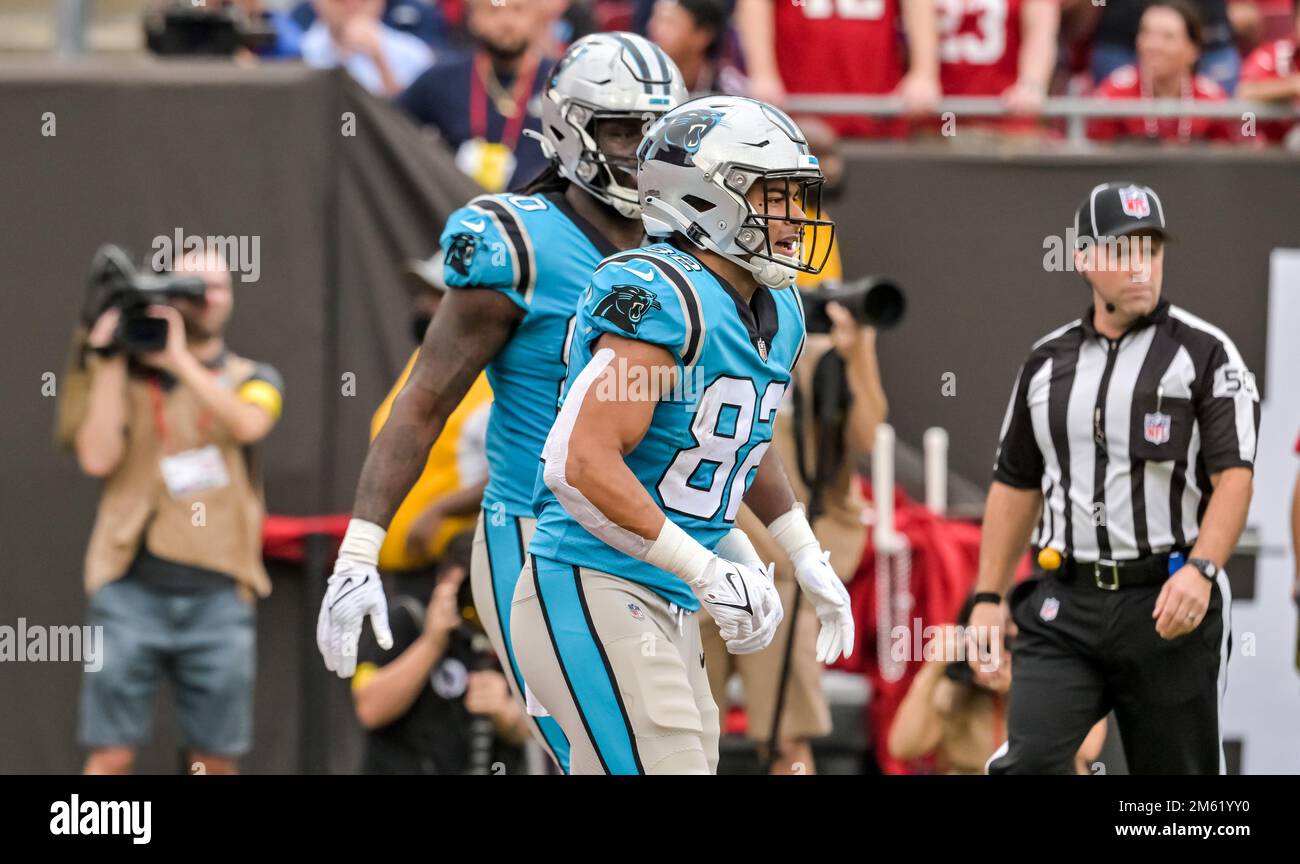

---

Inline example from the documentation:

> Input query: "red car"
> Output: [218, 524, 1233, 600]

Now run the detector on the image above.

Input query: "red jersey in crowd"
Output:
[937, 0, 1030, 96]
[1239, 37, 1298, 144]
[1087, 65, 1234, 142]
[774, 0, 905, 137]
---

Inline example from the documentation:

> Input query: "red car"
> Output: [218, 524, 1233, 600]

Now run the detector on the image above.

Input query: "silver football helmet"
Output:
[637, 96, 834, 289]
[529, 33, 688, 219]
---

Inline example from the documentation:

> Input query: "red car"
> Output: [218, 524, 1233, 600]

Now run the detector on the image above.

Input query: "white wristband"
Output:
[645, 519, 715, 588]
[767, 504, 819, 560]
[338, 518, 387, 568]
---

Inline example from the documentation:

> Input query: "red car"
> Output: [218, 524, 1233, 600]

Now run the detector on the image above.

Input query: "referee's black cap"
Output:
[1073, 181, 1170, 248]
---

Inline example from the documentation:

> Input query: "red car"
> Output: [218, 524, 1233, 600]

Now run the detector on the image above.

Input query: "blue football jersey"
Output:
[439, 191, 617, 518]
[529, 242, 807, 610]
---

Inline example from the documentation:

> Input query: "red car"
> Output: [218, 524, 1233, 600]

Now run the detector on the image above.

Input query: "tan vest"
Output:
[738, 336, 867, 584]
[83, 353, 272, 599]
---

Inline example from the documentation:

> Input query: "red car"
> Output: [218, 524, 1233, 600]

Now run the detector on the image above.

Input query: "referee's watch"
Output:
[1188, 558, 1219, 582]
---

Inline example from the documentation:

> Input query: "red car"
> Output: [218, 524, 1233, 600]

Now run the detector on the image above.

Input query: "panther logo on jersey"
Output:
[594, 284, 662, 334]
[445, 233, 478, 277]
[639, 109, 722, 166]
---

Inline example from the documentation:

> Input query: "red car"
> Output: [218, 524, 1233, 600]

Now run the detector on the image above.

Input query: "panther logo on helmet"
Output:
[641, 109, 723, 167]
[593, 284, 662, 334]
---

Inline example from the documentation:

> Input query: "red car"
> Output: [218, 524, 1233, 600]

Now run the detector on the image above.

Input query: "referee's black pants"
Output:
[986, 570, 1230, 775]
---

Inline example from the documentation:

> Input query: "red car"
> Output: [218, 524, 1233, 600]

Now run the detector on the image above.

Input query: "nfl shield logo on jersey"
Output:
[1144, 410, 1171, 445]
[1119, 185, 1151, 218]
[1040, 596, 1060, 622]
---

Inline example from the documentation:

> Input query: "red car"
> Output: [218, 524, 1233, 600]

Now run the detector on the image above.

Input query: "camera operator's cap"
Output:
[403, 250, 447, 295]
[1073, 181, 1170, 248]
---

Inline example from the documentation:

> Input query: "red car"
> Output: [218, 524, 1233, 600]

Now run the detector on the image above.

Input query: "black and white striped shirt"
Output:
[994, 299, 1260, 563]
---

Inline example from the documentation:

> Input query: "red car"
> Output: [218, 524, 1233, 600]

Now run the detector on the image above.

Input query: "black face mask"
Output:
[411, 313, 432, 346]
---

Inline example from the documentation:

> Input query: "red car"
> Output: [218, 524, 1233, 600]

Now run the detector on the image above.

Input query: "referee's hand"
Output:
[1153, 566, 1211, 640]
[966, 600, 1007, 685]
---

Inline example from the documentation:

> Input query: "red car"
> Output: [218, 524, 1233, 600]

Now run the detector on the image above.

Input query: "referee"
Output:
[969, 181, 1260, 775]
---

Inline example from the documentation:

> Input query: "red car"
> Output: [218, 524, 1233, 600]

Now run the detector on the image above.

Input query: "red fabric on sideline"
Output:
[833, 481, 1032, 774]
[262, 514, 352, 563]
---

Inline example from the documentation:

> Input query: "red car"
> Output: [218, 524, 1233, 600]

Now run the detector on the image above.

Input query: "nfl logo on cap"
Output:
[1119, 185, 1151, 218]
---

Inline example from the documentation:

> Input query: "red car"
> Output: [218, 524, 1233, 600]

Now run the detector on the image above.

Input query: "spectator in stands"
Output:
[735, 0, 943, 137]
[301, 0, 436, 96]
[536, 0, 599, 58]
[1237, 2, 1299, 145]
[399, 0, 554, 192]
[353, 533, 531, 774]
[74, 249, 284, 775]
[935, 0, 1061, 124]
[887, 596, 1107, 774]
[231, 0, 307, 59]
[1088, 1, 1235, 143]
[647, 0, 742, 96]
[291, 0, 452, 50]
[1090, 0, 1241, 94]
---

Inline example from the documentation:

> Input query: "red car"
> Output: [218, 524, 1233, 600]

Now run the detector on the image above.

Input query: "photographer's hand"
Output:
[86, 307, 122, 351]
[137, 305, 188, 374]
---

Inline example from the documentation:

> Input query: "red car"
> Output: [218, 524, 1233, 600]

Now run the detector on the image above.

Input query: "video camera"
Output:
[802, 277, 905, 334]
[85, 245, 206, 355]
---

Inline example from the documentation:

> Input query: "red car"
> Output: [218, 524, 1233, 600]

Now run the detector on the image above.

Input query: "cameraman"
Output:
[352, 533, 530, 774]
[74, 250, 283, 775]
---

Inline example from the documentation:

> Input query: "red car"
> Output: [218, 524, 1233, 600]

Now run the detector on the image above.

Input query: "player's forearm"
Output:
[1018, 0, 1060, 91]
[564, 441, 667, 541]
[352, 635, 445, 729]
[742, 446, 798, 525]
[354, 389, 447, 527]
[1237, 76, 1300, 103]
[900, 0, 940, 78]
[1188, 467, 1253, 568]
[75, 357, 129, 477]
[735, 0, 781, 82]
[975, 481, 1043, 594]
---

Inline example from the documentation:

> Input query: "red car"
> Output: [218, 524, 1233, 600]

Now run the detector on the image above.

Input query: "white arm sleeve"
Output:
[541, 347, 656, 561]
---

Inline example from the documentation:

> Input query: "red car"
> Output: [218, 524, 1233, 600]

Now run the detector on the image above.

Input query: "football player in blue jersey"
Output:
[512, 96, 856, 774]
[316, 33, 688, 774]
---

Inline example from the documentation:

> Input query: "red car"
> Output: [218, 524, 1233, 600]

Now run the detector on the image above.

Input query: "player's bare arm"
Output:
[354, 288, 522, 526]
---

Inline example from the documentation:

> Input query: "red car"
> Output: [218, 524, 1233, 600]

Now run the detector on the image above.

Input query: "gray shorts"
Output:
[79, 577, 256, 756]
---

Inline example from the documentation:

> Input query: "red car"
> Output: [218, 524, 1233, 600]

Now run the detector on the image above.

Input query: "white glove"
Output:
[645, 520, 783, 654]
[770, 507, 855, 663]
[317, 519, 393, 678]
[691, 556, 783, 654]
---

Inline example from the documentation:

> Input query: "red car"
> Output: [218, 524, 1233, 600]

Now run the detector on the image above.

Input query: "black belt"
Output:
[1059, 552, 1181, 591]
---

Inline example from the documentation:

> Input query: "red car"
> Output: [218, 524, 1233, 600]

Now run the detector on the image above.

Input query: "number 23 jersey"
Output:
[529, 243, 807, 611]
